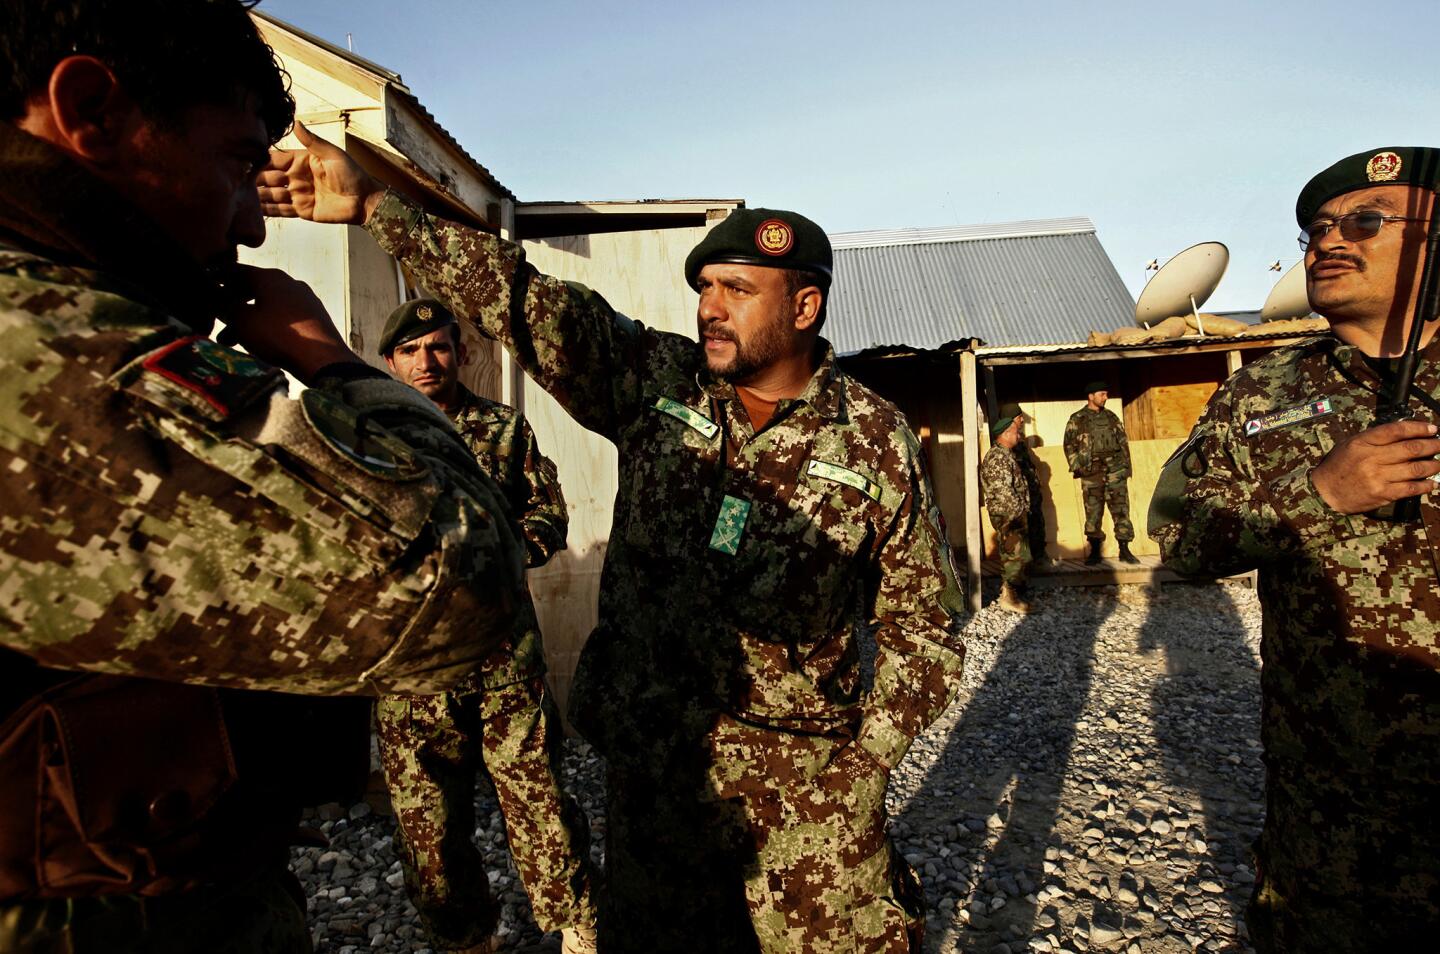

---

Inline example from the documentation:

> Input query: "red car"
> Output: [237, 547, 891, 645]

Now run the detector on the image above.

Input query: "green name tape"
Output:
[807, 459, 881, 502]
[709, 495, 751, 555]
[653, 397, 719, 439]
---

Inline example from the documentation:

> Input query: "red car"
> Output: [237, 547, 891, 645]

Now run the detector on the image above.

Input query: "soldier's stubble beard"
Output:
[701, 312, 791, 384]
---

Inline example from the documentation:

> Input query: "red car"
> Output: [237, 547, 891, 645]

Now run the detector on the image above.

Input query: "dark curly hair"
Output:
[1, 0, 295, 143]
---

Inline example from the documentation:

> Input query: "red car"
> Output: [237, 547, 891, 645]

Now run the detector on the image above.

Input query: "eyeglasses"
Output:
[1298, 211, 1427, 250]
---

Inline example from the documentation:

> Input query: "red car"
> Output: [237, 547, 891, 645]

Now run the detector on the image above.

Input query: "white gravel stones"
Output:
[292, 582, 1262, 953]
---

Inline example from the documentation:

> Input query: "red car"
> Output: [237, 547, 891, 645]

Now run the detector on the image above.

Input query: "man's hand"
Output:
[218, 265, 362, 381]
[257, 122, 384, 225]
[1311, 419, 1440, 514]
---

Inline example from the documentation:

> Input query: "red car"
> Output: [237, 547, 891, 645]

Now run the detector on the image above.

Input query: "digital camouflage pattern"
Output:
[376, 385, 594, 945]
[1065, 405, 1133, 542]
[376, 676, 594, 946]
[980, 443, 1031, 585]
[1149, 334, 1440, 950]
[365, 190, 965, 952]
[0, 249, 525, 695]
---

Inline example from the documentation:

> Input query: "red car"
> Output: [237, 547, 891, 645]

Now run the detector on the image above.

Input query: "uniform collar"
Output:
[697, 338, 845, 421]
[445, 384, 482, 420]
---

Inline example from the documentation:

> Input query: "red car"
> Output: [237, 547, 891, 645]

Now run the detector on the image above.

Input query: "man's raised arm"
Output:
[261, 125, 649, 441]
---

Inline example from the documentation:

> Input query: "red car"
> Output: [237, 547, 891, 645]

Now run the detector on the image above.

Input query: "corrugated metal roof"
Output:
[825, 221, 1135, 356]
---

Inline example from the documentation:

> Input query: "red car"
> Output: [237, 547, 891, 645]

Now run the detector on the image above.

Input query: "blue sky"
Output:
[260, 0, 1440, 314]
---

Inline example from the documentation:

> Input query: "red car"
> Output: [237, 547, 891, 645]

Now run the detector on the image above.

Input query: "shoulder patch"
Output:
[652, 396, 719, 439]
[1244, 398, 1334, 437]
[807, 459, 881, 502]
[300, 388, 429, 481]
[141, 335, 281, 420]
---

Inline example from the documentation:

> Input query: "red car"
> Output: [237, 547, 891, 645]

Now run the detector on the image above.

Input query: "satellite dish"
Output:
[1260, 260, 1311, 321]
[1134, 241, 1230, 329]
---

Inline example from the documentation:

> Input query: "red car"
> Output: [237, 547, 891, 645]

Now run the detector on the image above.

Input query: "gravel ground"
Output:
[294, 582, 1264, 954]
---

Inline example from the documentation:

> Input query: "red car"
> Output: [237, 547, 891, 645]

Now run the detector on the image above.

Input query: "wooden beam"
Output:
[1225, 348, 1243, 376]
[977, 337, 1305, 366]
[960, 350, 983, 613]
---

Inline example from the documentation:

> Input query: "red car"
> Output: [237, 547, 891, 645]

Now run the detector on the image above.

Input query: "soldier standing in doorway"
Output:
[980, 404, 1034, 613]
[1064, 380, 1139, 564]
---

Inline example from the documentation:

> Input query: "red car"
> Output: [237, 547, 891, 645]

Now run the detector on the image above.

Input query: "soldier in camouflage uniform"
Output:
[0, 4, 523, 951]
[372, 300, 597, 954]
[263, 131, 967, 953]
[1150, 146, 1440, 951]
[1064, 381, 1138, 564]
[980, 404, 1032, 613]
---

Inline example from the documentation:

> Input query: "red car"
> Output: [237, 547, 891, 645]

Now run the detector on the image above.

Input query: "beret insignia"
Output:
[755, 219, 794, 257]
[1367, 151, 1403, 182]
[416, 304, 433, 320]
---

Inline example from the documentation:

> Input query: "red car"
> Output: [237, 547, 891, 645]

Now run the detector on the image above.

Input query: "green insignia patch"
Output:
[708, 494, 751, 555]
[300, 388, 429, 481]
[653, 397, 719, 439]
[140, 335, 281, 420]
[807, 459, 881, 502]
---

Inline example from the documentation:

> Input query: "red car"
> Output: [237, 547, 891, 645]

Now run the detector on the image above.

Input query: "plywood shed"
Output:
[968, 328, 1328, 604]
[843, 326, 1329, 612]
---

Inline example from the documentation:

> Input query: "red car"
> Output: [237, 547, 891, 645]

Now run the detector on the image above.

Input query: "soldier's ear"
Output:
[383, 353, 397, 373]
[792, 286, 822, 332]
[35, 56, 141, 166]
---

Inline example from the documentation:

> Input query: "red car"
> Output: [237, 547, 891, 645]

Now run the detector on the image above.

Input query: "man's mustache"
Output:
[1312, 251, 1366, 272]
[701, 323, 737, 342]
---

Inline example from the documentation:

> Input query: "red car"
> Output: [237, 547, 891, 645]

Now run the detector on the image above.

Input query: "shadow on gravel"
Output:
[902, 588, 1113, 952]
[1138, 583, 1264, 935]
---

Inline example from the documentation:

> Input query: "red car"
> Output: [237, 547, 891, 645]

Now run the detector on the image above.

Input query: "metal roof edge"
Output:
[829, 217, 1096, 250]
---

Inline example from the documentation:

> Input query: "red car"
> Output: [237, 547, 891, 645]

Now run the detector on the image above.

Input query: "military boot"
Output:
[1085, 539, 1103, 565]
[997, 583, 1031, 614]
[1117, 541, 1141, 565]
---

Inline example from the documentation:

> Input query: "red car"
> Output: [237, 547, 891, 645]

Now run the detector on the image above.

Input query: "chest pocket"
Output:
[1243, 403, 1343, 491]
[620, 397, 722, 559]
[722, 456, 877, 640]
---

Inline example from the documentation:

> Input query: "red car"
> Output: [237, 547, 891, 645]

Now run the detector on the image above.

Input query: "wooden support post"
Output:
[1225, 348, 1243, 377]
[961, 351, 983, 613]
[498, 198, 525, 412]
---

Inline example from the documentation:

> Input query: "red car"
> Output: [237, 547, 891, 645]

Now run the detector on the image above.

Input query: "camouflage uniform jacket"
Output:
[448, 385, 567, 687]
[1064, 405, 1130, 478]
[366, 190, 965, 770]
[1149, 333, 1440, 906]
[0, 253, 523, 697]
[980, 444, 1028, 530]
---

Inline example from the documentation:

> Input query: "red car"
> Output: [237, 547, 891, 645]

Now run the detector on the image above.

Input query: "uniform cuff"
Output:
[1268, 465, 1367, 549]
[365, 189, 425, 257]
[855, 717, 911, 770]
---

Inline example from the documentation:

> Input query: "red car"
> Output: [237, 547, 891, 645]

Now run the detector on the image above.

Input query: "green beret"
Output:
[990, 403, 1023, 440]
[378, 298, 457, 356]
[1083, 380, 1109, 396]
[684, 207, 833, 291]
[1296, 147, 1440, 227]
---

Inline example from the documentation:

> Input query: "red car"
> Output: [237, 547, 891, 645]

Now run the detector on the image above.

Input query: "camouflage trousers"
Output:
[1080, 469, 1133, 542]
[375, 676, 595, 950]
[1245, 772, 1440, 953]
[996, 521, 1031, 586]
[598, 718, 924, 953]
[0, 866, 309, 953]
